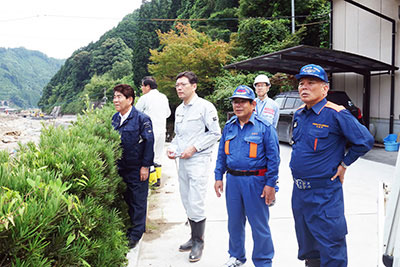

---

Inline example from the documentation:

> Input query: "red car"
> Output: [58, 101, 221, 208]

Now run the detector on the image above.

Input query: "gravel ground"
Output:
[0, 113, 76, 153]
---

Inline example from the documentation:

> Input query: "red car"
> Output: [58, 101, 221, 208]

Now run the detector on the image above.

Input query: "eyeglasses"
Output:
[175, 83, 191, 89]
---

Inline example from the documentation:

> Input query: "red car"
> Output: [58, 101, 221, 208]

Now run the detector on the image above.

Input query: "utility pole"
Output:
[101, 88, 108, 106]
[291, 0, 295, 33]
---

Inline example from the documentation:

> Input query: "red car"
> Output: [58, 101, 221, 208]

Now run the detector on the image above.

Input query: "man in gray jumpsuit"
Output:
[167, 71, 221, 262]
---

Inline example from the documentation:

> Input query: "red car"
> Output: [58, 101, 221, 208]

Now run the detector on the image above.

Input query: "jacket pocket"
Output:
[310, 127, 329, 151]
[323, 206, 347, 241]
[244, 135, 262, 158]
[186, 114, 204, 133]
[224, 133, 236, 155]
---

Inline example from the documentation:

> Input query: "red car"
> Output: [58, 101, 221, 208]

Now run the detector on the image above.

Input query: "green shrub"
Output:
[207, 70, 258, 124]
[0, 104, 129, 266]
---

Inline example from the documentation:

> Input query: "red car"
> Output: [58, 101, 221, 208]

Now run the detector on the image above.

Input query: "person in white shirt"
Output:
[253, 74, 280, 128]
[136, 76, 171, 187]
[167, 71, 221, 263]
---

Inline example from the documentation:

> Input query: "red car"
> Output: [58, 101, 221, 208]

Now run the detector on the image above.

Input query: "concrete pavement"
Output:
[129, 143, 397, 267]
[362, 145, 398, 166]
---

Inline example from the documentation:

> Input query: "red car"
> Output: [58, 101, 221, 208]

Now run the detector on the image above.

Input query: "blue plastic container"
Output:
[384, 142, 399, 152]
[383, 134, 398, 143]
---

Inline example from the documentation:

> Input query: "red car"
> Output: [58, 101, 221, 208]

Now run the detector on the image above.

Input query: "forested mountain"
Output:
[38, 0, 330, 114]
[0, 47, 64, 108]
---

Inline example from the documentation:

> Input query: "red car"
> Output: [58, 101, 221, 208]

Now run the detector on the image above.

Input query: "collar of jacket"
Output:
[300, 98, 327, 115]
[184, 93, 199, 107]
[230, 112, 256, 126]
[116, 105, 138, 128]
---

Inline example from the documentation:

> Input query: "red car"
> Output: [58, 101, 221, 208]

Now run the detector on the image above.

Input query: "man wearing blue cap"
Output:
[290, 64, 374, 267]
[214, 85, 280, 267]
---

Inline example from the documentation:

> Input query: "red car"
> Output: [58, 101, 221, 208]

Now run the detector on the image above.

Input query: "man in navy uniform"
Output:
[112, 84, 154, 249]
[290, 64, 374, 267]
[214, 85, 280, 267]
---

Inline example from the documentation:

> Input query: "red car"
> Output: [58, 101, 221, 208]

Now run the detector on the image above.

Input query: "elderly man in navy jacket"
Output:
[112, 84, 154, 249]
[290, 65, 374, 267]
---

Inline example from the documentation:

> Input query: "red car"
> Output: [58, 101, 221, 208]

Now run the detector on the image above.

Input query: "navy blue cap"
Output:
[229, 85, 255, 100]
[295, 64, 328, 83]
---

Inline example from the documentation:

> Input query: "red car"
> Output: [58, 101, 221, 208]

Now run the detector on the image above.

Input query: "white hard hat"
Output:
[253, 74, 270, 88]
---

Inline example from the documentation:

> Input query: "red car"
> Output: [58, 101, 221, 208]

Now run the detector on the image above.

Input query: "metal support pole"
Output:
[291, 0, 295, 33]
[363, 74, 371, 130]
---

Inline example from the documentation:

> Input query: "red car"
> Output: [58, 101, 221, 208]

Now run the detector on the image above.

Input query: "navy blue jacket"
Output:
[290, 98, 374, 179]
[112, 106, 154, 172]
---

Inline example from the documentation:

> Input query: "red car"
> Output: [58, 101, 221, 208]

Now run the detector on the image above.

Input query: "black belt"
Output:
[227, 167, 267, 176]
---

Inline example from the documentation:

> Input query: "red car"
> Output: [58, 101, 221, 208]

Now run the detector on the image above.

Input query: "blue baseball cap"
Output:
[295, 64, 329, 83]
[229, 85, 255, 100]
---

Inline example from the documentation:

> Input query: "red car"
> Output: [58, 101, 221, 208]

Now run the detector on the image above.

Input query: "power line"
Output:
[144, 12, 330, 22]
[297, 20, 330, 27]
[0, 11, 331, 23]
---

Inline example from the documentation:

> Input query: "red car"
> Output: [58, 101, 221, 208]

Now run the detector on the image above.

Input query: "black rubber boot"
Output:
[189, 219, 205, 262]
[179, 238, 193, 252]
[179, 219, 193, 252]
[305, 258, 321, 267]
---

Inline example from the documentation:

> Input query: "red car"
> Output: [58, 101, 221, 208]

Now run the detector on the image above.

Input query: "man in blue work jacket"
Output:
[214, 85, 280, 267]
[290, 64, 374, 267]
[112, 84, 154, 249]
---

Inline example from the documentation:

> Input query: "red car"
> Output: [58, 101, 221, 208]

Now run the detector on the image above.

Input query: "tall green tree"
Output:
[238, 0, 330, 48]
[90, 38, 133, 76]
[177, 0, 239, 42]
[130, 0, 177, 86]
[39, 38, 133, 113]
[206, 7, 239, 42]
[236, 18, 305, 58]
[148, 23, 232, 108]
[82, 73, 135, 104]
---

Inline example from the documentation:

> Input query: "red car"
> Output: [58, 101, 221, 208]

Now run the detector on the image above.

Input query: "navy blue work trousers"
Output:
[226, 173, 274, 267]
[292, 178, 348, 267]
[120, 169, 149, 242]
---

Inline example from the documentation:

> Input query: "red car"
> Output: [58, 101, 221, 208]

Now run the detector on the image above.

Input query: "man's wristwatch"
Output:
[340, 161, 348, 169]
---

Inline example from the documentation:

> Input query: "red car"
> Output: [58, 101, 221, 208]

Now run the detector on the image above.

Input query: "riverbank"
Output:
[0, 113, 77, 153]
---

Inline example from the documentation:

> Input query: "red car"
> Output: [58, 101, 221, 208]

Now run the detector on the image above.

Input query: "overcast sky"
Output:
[0, 0, 143, 59]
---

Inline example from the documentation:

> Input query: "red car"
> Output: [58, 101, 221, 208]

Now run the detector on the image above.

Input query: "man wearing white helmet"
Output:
[253, 74, 280, 128]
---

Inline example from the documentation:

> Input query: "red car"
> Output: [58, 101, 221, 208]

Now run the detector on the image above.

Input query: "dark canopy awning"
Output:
[224, 45, 397, 75]
[224, 45, 398, 132]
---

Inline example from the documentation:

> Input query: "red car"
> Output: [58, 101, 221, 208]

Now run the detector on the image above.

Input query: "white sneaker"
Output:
[222, 257, 244, 267]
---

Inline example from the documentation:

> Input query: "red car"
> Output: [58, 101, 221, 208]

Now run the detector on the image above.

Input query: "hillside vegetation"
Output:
[38, 0, 329, 117]
[0, 105, 130, 266]
[0, 47, 64, 108]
